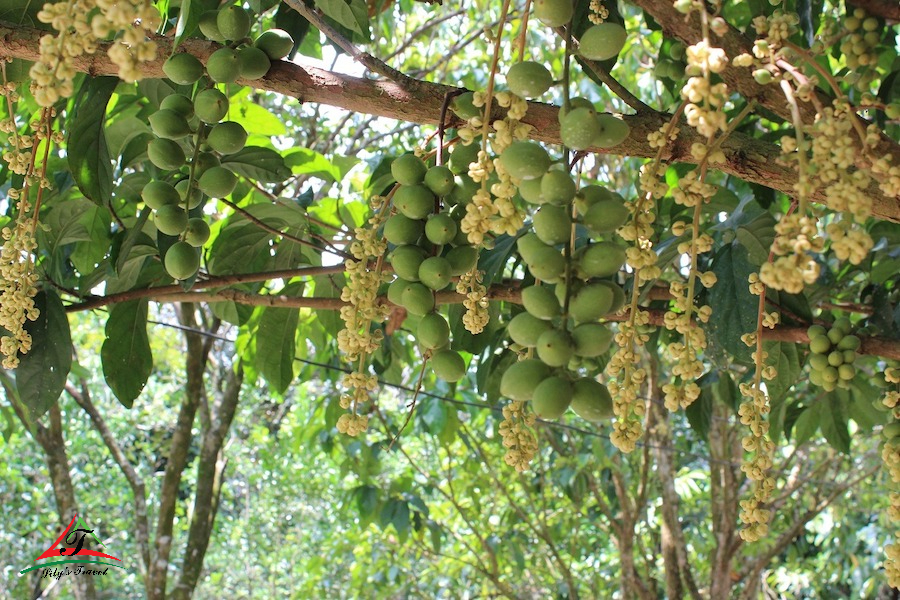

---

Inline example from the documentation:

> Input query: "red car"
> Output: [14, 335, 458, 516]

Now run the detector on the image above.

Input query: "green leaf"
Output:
[478, 233, 518, 287]
[821, 391, 851, 453]
[256, 306, 300, 394]
[106, 116, 151, 159]
[686, 374, 715, 441]
[222, 146, 292, 183]
[707, 243, 758, 363]
[286, 148, 341, 182]
[313, 275, 345, 337]
[792, 402, 820, 446]
[274, 4, 310, 59]
[101, 299, 153, 407]
[315, 0, 363, 34]
[16, 290, 72, 422]
[174, 0, 219, 47]
[67, 77, 117, 206]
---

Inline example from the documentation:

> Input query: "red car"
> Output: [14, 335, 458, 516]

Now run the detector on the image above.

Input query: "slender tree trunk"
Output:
[709, 401, 741, 599]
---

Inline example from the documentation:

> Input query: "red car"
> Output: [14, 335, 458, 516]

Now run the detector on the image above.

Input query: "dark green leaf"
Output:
[274, 5, 310, 59]
[821, 391, 851, 453]
[101, 299, 153, 407]
[256, 306, 300, 394]
[67, 77, 117, 206]
[222, 146, 292, 183]
[16, 290, 72, 422]
[478, 233, 518, 287]
[315, 0, 362, 34]
[708, 243, 757, 363]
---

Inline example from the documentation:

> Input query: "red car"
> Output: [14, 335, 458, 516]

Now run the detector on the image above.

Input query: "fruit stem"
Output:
[515, 0, 532, 64]
[477, 0, 513, 177]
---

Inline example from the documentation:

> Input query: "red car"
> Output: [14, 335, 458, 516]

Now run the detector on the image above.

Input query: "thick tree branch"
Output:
[0, 23, 896, 221]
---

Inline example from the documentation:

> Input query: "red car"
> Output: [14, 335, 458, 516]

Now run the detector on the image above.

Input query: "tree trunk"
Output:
[709, 401, 741, 600]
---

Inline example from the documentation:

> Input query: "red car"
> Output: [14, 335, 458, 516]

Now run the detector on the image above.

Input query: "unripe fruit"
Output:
[418, 256, 453, 290]
[390, 245, 427, 281]
[148, 138, 187, 170]
[753, 69, 773, 85]
[572, 323, 613, 357]
[577, 242, 626, 278]
[155, 205, 189, 236]
[579, 23, 627, 61]
[237, 45, 271, 79]
[184, 218, 211, 247]
[424, 165, 455, 196]
[194, 151, 220, 175]
[160, 94, 194, 118]
[838, 364, 856, 381]
[532, 376, 573, 419]
[821, 365, 839, 383]
[207, 121, 247, 155]
[392, 154, 428, 185]
[885, 423, 900, 440]
[175, 179, 204, 209]
[842, 350, 856, 364]
[500, 359, 550, 401]
[540, 169, 576, 205]
[163, 53, 204, 85]
[450, 92, 480, 120]
[596, 280, 625, 314]
[594, 114, 631, 147]
[394, 184, 435, 220]
[575, 184, 616, 215]
[518, 178, 546, 204]
[217, 5, 251, 41]
[418, 312, 451, 349]
[527, 247, 566, 282]
[446, 245, 478, 276]
[206, 48, 241, 83]
[255, 29, 295, 60]
[401, 283, 435, 316]
[809, 336, 831, 354]
[533, 205, 571, 245]
[198, 166, 238, 198]
[194, 88, 229, 124]
[522, 285, 561, 320]
[199, 10, 226, 42]
[558, 97, 595, 122]
[555, 279, 581, 306]
[808, 353, 829, 371]
[499, 141, 551, 180]
[517, 232, 551, 264]
[827, 351, 844, 367]
[886, 103, 900, 120]
[560, 107, 601, 150]
[533, 0, 574, 27]
[583, 196, 629, 234]
[149, 109, 191, 140]
[141, 181, 181, 209]
[807, 324, 827, 339]
[826, 327, 844, 345]
[570, 378, 613, 421]
[449, 142, 480, 175]
[165, 241, 201, 280]
[837, 334, 860, 351]
[384, 214, 425, 245]
[425, 213, 457, 245]
[387, 278, 415, 305]
[506, 61, 553, 98]
[431, 349, 466, 382]
[569, 283, 614, 322]
[448, 174, 478, 206]
[809, 369, 824, 386]
[536, 328, 575, 367]
[507, 312, 552, 347]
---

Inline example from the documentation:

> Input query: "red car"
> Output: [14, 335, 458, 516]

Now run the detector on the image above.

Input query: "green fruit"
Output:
[194, 88, 229, 124]
[536, 328, 575, 367]
[384, 214, 425, 245]
[579, 23, 627, 61]
[508, 312, 553, 347]
[596, 280, 625, 314]
[583, 196, 629, 234]
[499, 141, 551, 180]
[254, 29, 295, 60]
[560, 107, 601, 151]
[199, 10, 226, 42]
[155, 205, 189, 236]
[577, 242, 626, 278]
[842, 350, 856, 364]
[500, 359, 550, 401]
[207, 121, 247, 155]
[387, 278, 415, 305]
[534, 0, 574, 27]
[160, 94, 194, 118]
[419, 256, 453, 290]
[540, 169, 576, 205]
[424, 165, 455, 196]
[807, 324, 827, 340]
[532, 376, 573, 419]
[163, 53, 203, 85]
[394, 185, 435, 220]
[826, 327, 844, 345]
[217, 5, 251, 41]
[401, 283, 435, 316]
[518, 177, 546, 204]
[827, 351, 844, 367]
[594, 114, 631, 147]
[184, 218, 211, 247]
[522, 285, 561, 320]
[149, 109, 191, 140]
[533, 205, 571, 245]
[809, 369, 824, 386]
[516, 233, 551, 264]
[425, 213, 457, 245]
[392, 154, 428, 185]
[418, 312, 451, 349]
[449, 142, 480, 175]
[390, 245, 427, 281]
[506, 61, 553, 98]
[555, 279, 582, 306]
[570, 283, 614, 322]
[558, 97, 595, 122]
[141, 181, 181, 209]
[197, 166, 238, 198]
[821, 365, 839, 383]
[431, 349, 466, 382]
[837, 335, 860, 351]
[572, 323, 613, 357]
[448, 174, 478, 206]
[206, 48, 241, 83]
[194, 152, 220, 175]
[527, 247, 566, 282]
[884, 423, 900, 440]
[237, 45, 271, 79]
[446, 245, 478, 275]
[808, 353, 829, 371]
[809, 336, 831, 354]
[148, 138, 187, 170]
[450, 92, 481, 120]
[165, 241, 201, 280]
[838, 363, 856, 381]
[575, 184, 617, 216]
[175, 179, 204, 209]
[570, 378, 613, 421]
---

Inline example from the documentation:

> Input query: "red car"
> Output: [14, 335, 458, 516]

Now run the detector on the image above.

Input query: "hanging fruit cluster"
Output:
[806, 318, 860, 391]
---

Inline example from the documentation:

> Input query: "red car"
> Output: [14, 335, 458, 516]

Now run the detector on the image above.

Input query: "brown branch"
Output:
[1, 22, 896, 220]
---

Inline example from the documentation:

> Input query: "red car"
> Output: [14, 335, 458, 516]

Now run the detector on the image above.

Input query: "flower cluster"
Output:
[456, 266, 489, 335]
[737, 379, 776, 542]
[588, 0, 609, 24]
[606, 311, 650, 452]
[499, 399, 538, 471]
[681, 40, 729, 138]
[759, 214, 823, 294]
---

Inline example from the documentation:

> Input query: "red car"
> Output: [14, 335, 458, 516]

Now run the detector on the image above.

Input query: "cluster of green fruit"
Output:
[655, 42, 686, 81]
[383, 154, 480, 383]
[841, 8, 882, 71]
[806, 318, 860, 391]
[532, 0, 628, 62]
[163, 9, 294, 86]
